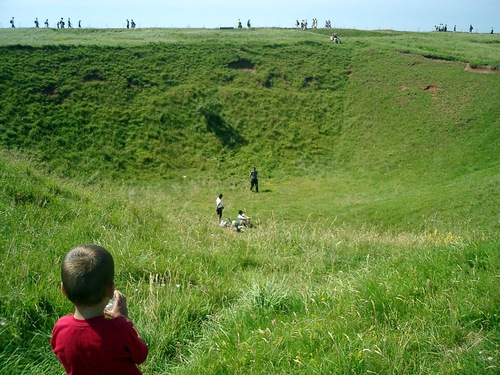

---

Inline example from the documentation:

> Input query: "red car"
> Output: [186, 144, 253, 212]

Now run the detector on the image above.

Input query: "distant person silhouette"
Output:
[469, 24, 473, 33]
[45, 19, 49, 27]
[250, 167, 259, 192]
[126, 19, 130, 29]
[34, 18, 39, 28]
[10, 17, 15, 28]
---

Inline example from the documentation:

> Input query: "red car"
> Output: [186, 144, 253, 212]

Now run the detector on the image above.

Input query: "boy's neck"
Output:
[74, 301, 107, 320]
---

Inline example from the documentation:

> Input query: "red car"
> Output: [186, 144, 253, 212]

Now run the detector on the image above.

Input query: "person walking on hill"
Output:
[249, 167, 259, 192]
[216, 194, 224, 223]
[10, 17, 15, 28]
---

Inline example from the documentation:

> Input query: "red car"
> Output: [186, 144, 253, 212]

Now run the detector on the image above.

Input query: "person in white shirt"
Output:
[237, 210, 251, 227]
[216, 194, 224, 223]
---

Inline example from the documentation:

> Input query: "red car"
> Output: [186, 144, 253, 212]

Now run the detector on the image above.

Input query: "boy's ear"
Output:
[61, 282, 67, 296]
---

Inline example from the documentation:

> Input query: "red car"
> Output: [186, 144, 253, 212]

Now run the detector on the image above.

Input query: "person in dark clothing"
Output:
[250, 167, 258, 192]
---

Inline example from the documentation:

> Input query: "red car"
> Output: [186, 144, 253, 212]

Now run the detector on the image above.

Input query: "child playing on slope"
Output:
[51, 244, 148, 375]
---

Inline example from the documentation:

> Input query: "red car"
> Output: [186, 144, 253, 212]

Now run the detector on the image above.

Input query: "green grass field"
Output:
[0, 27, 499, 374]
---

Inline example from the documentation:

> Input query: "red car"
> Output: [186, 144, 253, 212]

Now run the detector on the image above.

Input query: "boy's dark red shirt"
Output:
[51, 314, 148, 375]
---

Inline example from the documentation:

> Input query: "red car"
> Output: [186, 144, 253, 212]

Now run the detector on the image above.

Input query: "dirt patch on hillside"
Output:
[424, 84, 438, 99]
[464, 63, 499, 74]
[228, 59, 256, 74]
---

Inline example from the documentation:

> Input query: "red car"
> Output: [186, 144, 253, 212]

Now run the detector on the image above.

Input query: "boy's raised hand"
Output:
[104, 290, 129, 319]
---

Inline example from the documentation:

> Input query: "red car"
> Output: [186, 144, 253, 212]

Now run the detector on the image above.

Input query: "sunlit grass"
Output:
[1, 151, 498, 373]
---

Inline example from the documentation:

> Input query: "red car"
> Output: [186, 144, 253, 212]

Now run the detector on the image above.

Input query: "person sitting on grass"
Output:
[237, 210, 252, 227]
[51, 244, 148, 375]
[330, 33, 341, 44]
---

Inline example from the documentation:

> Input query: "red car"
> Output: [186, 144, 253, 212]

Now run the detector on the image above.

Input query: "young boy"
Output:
[51, 245, 148, 375]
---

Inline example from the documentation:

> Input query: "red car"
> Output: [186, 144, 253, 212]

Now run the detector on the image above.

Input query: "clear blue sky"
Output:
[1, 0, 498, 33]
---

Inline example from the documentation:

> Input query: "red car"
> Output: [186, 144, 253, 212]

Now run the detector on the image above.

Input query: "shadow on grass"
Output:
[198, 100, 246, 149]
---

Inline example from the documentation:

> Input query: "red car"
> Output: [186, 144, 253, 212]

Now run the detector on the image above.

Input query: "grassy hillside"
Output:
[0, 28, 498, 180]
[1, 28, 498, 229]
[0, 28, 499, 374]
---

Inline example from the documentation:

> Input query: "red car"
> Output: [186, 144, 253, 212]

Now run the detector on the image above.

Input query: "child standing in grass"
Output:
[216, 193, 224, 223]
[51, 245, 148, 375]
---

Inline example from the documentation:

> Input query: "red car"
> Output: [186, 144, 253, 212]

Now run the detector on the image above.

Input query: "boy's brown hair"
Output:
[61, 245, 114, 306]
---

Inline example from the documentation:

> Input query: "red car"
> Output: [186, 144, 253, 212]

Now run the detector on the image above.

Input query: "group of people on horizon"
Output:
[7, 16, 495, 33]
[434, 23, 494, 34]
[296, 19, 333, 30]
[7, 16, 138, 29]
[126, 19, 137, 29]
[11, 17, 82, 28]
[236, 19, 251, 29]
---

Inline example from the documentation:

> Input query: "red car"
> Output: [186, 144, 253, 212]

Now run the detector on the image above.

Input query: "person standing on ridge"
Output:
[250, 167, 258, 192]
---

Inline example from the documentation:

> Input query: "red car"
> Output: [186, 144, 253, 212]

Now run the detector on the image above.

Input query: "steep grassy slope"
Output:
[0, 29, 498, 182]
[1, 28, 498, 230]
[0, 39, 350, 180]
